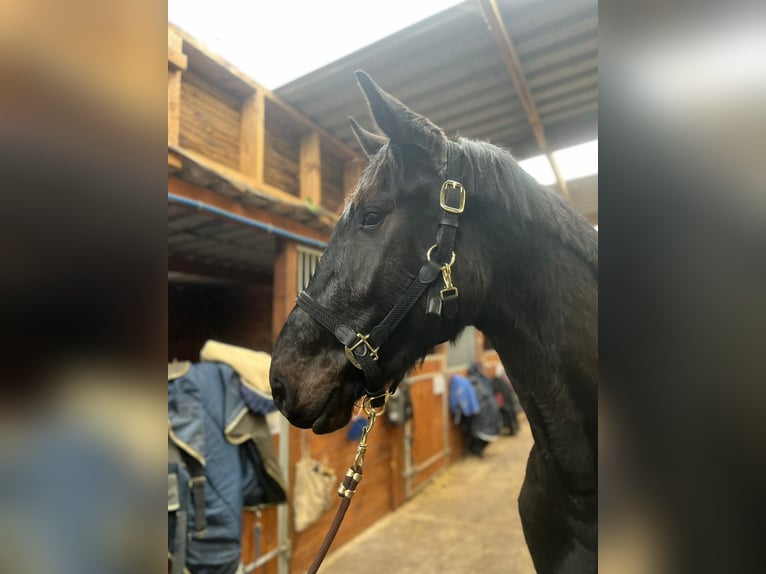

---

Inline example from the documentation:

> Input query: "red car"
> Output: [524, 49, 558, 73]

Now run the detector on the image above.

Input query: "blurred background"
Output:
[0, 0, 764, 573]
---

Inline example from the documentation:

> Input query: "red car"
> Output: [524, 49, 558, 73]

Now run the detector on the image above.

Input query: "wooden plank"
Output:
[263, 167, 299, 192]
[299, 131, 321, 206]
[289, 427, 396, 573]
[172, 149, 304, 208]
[168, 151, 182, 172]
[168, 70, 182, 146]
[183, 72, 242, 113]
[265, 132, 299, 158]
[168, 175, 330, 244]
[180, 75, 242, 170]
[263, 107, 301, 196]
[264, 148, 299, 176]
[182, 96, 242, 133]
[168, 255, 272, 284]
[240, 90, 265, 184]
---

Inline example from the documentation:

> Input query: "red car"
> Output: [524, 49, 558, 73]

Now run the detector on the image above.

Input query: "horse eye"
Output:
[362, 211, 384, 227]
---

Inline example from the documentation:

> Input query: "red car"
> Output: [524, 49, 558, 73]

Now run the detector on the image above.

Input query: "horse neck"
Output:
[469, 194, 598, 493]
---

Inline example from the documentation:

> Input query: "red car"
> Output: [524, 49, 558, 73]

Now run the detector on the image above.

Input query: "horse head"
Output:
[269, 72, 485, 433]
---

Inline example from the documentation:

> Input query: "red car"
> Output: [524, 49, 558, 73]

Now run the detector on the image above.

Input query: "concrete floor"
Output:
[320, 421, 537, 574]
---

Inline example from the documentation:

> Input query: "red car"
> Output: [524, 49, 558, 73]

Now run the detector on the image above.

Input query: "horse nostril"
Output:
[270, 376, 288, 408]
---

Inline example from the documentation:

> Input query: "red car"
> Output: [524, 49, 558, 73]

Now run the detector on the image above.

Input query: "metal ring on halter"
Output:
[426, 244, 456, 266]
[362, 393, 390, 416]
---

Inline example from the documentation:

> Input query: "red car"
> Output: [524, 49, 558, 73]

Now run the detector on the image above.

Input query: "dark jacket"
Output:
[168, 362, 286, 574]
[467, 365, 501, 442]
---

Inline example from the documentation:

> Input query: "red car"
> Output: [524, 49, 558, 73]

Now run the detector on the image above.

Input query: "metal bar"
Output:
[403, 419, 413, 499]
[475, 0, 570, 199]
[168, 193, 328, 250]
[404, 449, 449, 478]
[442, 374, 451, 466]
[243, 545, 289, 573]
[277, 417, 290, 574]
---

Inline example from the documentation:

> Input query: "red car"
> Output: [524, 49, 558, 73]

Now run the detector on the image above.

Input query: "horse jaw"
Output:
[269, 308, 367, 433]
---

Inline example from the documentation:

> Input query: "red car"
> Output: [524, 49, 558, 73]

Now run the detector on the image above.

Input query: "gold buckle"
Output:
[426, 244, 455, 266]
[344, 333, 379, 370]
[426, 245, 459, 301]
[440, 180, 466, 214]
[440, 286, 459, 301]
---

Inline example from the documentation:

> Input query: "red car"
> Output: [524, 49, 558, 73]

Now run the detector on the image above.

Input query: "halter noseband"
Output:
[296, 141, 466, 404]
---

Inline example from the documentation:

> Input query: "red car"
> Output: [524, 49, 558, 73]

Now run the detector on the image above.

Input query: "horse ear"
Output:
[348, 116, 386, 159]
[354, 70, 445, 161]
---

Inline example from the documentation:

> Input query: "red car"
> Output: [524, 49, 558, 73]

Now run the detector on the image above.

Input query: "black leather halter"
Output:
[296, 141, 466, 405]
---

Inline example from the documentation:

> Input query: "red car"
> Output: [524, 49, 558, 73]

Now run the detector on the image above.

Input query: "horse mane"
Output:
[455, 137, 598, 274]
[346, 137, 597, 274]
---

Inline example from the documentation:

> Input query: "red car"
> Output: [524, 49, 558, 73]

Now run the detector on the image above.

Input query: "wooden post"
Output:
[240, 90, 266, 185]
[272, 239, 298, 343]
[167, 29, 186, 147]
[343, 157, 364, 197]
[168, 28, 187, 70]
[299, 131, 322, 206]
[168, 71, 182, 147]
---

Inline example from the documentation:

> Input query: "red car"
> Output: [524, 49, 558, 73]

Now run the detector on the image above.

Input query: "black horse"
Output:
[270, 72, 597, 573]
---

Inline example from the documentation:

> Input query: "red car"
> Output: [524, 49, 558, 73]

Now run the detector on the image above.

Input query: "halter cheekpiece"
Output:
[296, 141, 466, 404]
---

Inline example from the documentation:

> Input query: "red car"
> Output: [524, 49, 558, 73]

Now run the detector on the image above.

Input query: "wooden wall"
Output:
[288, 422, 402, 572]
[407, 354, 451, 492]
[167, 280, 274, 361]
[169, 24, 362, 217]
[180, 72, 243, 170]
[264, 99, 302, 197]
[319, 143, 346, 214]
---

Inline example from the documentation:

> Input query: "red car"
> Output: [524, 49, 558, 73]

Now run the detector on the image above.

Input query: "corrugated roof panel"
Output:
[272, 0, 597, 216]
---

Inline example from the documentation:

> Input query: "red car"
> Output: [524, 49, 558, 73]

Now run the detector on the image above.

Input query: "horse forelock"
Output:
[344, 144, 400, 212]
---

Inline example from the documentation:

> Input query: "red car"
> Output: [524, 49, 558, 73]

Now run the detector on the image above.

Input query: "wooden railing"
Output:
[168, 25, 363, 216]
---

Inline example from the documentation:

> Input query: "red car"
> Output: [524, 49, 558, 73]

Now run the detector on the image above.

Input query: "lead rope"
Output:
[306, 394, 389, 574]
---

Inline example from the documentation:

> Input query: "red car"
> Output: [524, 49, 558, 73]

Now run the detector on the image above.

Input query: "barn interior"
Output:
[167, 1, 597, 572]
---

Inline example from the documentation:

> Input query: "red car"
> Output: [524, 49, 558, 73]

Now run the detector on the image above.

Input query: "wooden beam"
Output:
[271, 239, 298, 342]
[476, 0, 570, 200]
[343, 157, 364, 197]
[168, 255, 272, 285]
[168, 175, 331, 245]
[240, 90, 266, 184]
[170, 23, 361, 161]
[168, 51, 188, 72]
[172, 145, 314, 210]
[168, 28, 187, 71]
[168, 70, 182, 146]
[168, 151, 182, 172]
[168, 27, 183, 53]
[299, 131, 322, 206]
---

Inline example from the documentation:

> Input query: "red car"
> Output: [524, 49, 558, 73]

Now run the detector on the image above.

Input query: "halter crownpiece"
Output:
[296, 140, 466, 402]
